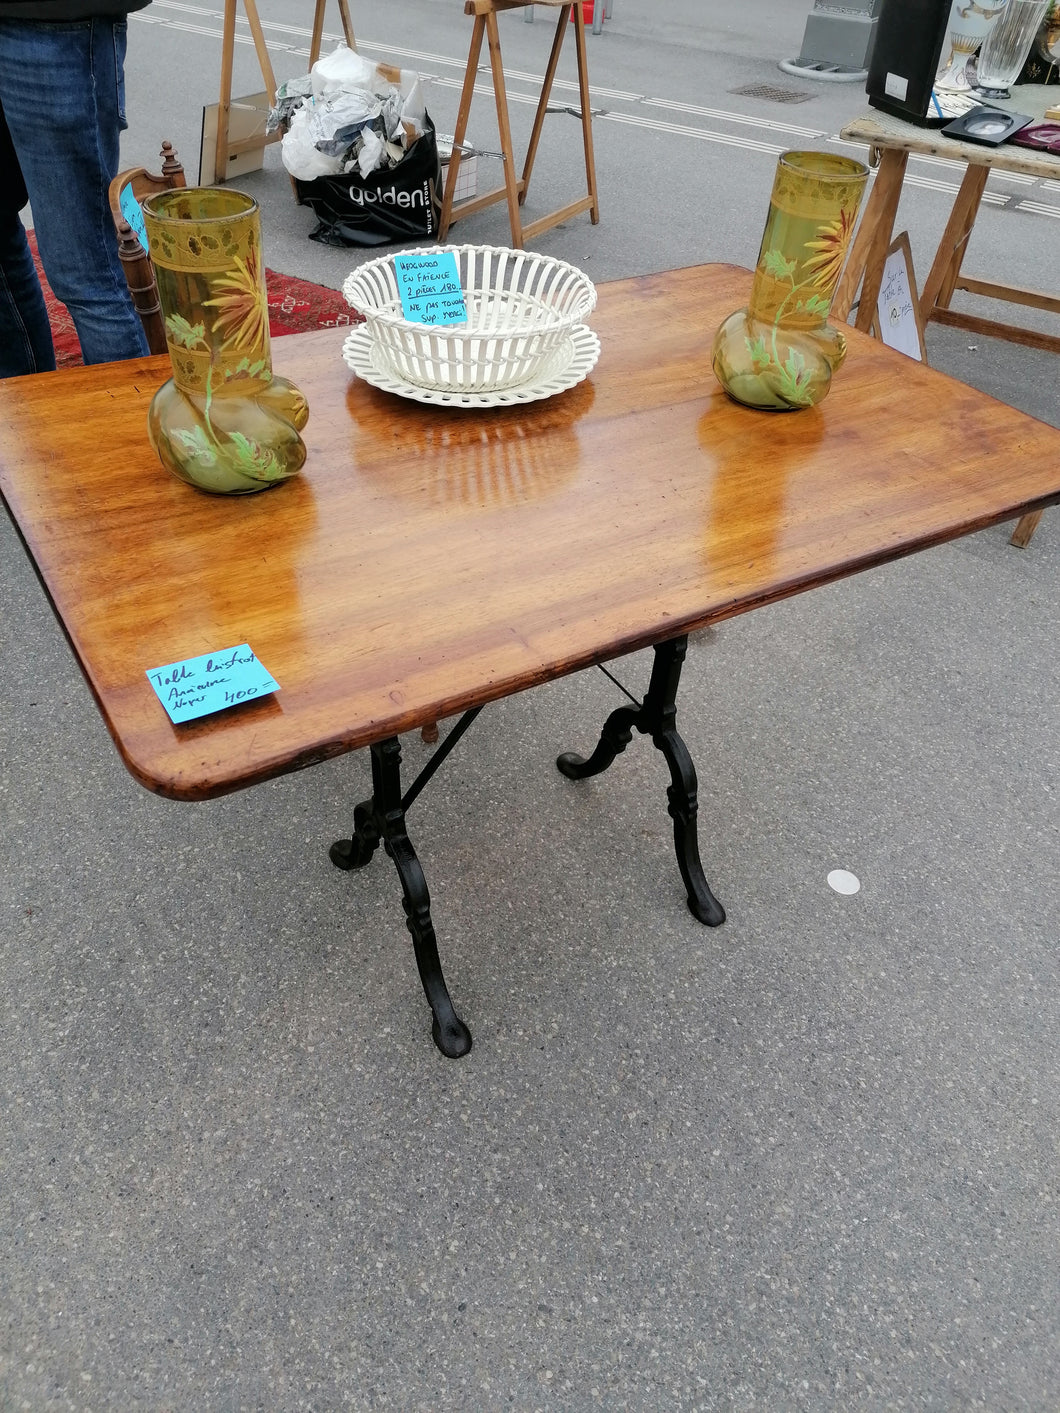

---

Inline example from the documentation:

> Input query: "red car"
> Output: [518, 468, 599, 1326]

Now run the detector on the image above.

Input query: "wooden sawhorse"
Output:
[213, 0, 355, 186]
[440, 0, 600, 248]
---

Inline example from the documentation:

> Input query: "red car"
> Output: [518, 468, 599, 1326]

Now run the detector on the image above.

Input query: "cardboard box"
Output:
[200, 90, 273, 185]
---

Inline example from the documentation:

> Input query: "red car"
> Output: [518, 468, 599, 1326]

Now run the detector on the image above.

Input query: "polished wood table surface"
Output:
[2, 262, 1057, 799]
[3, 262, 1059, 1053]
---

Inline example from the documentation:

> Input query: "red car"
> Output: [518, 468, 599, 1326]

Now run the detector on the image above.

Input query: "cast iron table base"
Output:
[330, 635, 724, 1058]
[557, 636, 726, 928]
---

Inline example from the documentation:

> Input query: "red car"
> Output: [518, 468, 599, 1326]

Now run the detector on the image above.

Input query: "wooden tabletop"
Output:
[1, 263, 1058, 801]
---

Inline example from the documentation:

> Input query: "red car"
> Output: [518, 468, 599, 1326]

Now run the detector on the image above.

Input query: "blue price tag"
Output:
[393, 252, 468, 326]
[119, 184, 149, 254]
[146, 644, 279, 725]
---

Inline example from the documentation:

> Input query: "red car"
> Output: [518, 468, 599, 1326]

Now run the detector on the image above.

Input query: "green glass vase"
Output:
[141, 187, 309, 494]
[712, 151, 869, 412]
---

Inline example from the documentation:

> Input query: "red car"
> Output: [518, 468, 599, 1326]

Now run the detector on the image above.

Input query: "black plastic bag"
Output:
[294, 115, 441, 248]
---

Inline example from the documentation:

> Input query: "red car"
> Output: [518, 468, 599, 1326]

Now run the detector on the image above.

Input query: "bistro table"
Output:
[1, 264, 1058, 1056]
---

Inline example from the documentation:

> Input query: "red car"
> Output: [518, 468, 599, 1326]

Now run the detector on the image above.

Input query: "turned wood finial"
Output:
[115, 217, 143, 262]
[159, 141, 185, 182]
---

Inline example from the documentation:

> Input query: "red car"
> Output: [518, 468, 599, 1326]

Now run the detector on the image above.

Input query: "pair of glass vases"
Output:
[141, 187, 308, 495]
[145, 156, 866, 453]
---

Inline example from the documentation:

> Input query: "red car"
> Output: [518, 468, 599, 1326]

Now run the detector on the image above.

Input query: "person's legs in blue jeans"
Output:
[0, 17, 148, 366]
[0, 104, 55, 377]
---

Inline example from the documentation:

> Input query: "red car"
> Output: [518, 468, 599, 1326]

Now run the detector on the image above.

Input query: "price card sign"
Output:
[119, 184, 149, 254]
[146, 644, 279, 724]
[873, 232, 926, 363]
[393, 252, 468, 326]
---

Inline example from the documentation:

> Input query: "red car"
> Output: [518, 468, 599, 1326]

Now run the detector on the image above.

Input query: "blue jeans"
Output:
[0, 105, 54, 376]
[0, 17, 149, 371]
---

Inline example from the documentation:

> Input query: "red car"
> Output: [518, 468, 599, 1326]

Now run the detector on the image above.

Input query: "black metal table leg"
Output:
[557, 635, 726, 926]
[331, 734, 472, 1058]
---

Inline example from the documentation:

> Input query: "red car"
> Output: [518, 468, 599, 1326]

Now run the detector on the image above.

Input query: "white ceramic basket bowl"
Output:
[341, 244, 597, 393]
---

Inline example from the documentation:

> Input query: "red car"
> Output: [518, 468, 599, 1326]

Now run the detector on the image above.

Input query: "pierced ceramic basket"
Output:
[342, 243, 597, 393]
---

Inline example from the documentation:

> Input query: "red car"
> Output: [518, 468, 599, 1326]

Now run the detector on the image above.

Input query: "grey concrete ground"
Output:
[2, 2, 1058, 1409]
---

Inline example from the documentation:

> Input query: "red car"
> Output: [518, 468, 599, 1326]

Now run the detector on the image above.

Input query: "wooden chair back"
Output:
[107, 142, 187, 355]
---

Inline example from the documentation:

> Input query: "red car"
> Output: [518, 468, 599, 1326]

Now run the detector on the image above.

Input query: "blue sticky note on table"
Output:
[393, 251, 468, 326]
[146, 644, 279, 724]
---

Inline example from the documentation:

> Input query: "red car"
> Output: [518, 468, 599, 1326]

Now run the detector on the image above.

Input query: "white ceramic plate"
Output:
[341, 323, 601, 408]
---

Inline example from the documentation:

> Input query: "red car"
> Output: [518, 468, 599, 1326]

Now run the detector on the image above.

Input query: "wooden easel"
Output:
[213, 0, 356, 184]
[439, 0, 600, 249]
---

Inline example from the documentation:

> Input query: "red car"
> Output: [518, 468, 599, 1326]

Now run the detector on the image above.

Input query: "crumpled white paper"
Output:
[280, 44, 428, 181]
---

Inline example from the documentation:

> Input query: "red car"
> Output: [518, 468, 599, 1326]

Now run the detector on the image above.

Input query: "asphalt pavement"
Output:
[1, 2, 1058, 1408]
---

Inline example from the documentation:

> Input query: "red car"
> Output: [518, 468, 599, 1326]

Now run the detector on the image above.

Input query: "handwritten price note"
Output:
[146, 644, 279, 725]
[876, 245, 923, 362]
[119, 184, 149, 254]
[394, 252, 468, 326]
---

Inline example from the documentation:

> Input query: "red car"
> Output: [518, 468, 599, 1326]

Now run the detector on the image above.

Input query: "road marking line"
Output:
[904, 173, 1009, 205]
[600, 109, 787, 156]
[640, 96, 826, 140]
[1016, 200, 1060, 218]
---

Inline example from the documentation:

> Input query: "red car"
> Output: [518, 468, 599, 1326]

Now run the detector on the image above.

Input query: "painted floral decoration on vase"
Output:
[711, 150, 868, 412]
[141, 187, 308, 495]
[935, 0, 1010, 91]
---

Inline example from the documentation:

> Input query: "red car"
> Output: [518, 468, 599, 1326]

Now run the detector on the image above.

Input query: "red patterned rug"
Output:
[28, 231, 362, 369]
